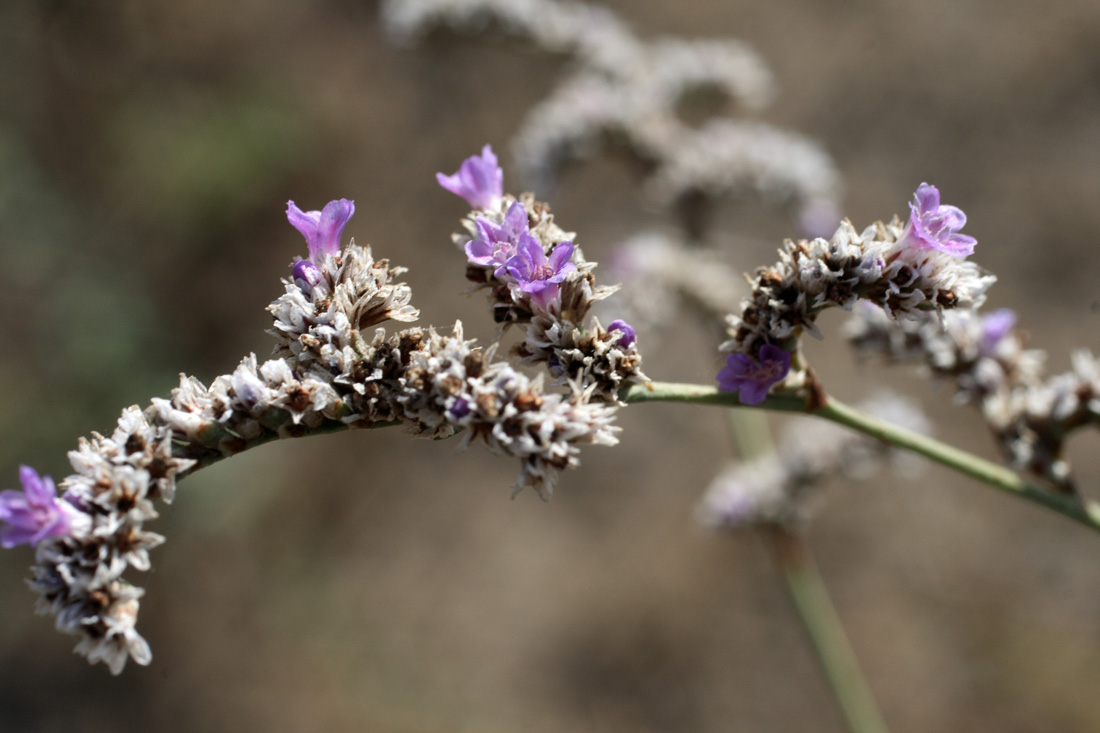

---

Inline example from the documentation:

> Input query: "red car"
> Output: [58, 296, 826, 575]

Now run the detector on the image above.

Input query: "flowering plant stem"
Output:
[726, 409, 888, 733]
[767, 528, 890, 733]
[619, 382, 1100, 534]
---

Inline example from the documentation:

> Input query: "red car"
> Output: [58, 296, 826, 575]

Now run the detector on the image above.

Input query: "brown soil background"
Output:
[1, 1, 1099, 731]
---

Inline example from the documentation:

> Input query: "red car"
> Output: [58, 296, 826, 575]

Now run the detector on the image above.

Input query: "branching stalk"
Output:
[620, 381, 1100, 534]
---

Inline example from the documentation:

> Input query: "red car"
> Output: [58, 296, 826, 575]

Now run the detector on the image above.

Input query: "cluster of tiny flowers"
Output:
[4, 197, 623, 673]
[381, 0, 840, 236]
[845, 303, 1100, 491]
[439, 147, 646, 400]
[15, 406, 197, 674]
[697, 394, 930, 530]
[717, 184, 995, 405]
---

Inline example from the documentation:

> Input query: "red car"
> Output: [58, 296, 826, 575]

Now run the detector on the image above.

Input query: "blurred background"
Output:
[1, 0, 1099, 730]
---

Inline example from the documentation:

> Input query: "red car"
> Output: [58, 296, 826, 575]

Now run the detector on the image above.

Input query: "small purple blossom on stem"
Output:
[717, 344, 792, 405]
[286, 199, 355, 262]
[607, 319, 636, 348]
[503, 235, 576, 311]
[900, 183, 976, 257]
[466, 201, 529, 275]
[436, 145, 504, 211]
[0, 466, 83, 548]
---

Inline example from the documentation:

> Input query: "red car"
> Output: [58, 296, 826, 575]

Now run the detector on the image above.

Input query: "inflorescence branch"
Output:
[2, 149, 1097, 679]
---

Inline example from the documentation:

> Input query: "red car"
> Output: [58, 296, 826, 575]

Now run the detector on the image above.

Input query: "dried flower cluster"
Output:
[381, 0, 840, 236]
[697, 394, 930, 530]
[717, 184, 995, 405]
[846, 303, 1100, 491]
[604, 230, 745, 329]
[5, 195, 625, 674]
[439, 148, 647, 400]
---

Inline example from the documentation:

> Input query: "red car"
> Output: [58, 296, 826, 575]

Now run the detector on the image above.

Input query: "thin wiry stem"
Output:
[725, 409, 889, 733]
[619, 381, 1100, 535]
[767, 528, 890, 733]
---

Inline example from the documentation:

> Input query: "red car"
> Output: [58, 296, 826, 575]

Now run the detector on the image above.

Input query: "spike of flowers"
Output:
[7, 193, 630, 674]
[844, 302, 1100, 492]
[442, 150, 648, 400]
[719, 183, 994, 396]
[436, 144, 503, 211]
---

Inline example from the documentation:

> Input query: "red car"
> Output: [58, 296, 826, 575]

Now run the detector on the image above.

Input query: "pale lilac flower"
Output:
[607, 319, 636, 348]
[717, 344, 792, 405]
[466, 201, 529, 275]
[979, 308, 1016, 355]
[436, 145, 503, 211]
[503, 235, 576, 310]
[286, 199, 355, 261]
[0, 466, 82, 548]
[900, 183, 976, 257]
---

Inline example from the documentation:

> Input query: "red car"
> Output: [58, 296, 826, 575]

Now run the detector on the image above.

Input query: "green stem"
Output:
[619, 381, 1100, 534]
[726, 403, 886, 732]
[768, 529, 890, 733]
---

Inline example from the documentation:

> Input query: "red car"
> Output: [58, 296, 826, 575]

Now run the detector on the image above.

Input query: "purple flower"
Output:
[0, 466, 82, 548]
[607, 319, 636, 348]
[503, 235, 576, 311]
[465, 201, 529, 275]
[286, 199, 355, 262]
[716, 344, 792, 405]
[979, 308, 1016, 355]
[292, 259, 324, 291]
[436, 145, 503, 211]
[900, 183, 976, 257]
[448, 398, 471, 420]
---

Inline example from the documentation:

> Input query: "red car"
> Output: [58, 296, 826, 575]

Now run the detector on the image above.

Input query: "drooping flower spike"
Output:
[286, 199, 356, 262]
[0, 466, 86, 548]
[716, 344, 792, 405]
[436, 144, 504, 211]
[503, 235, 576, 311]
[900, 183, 976, 257]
